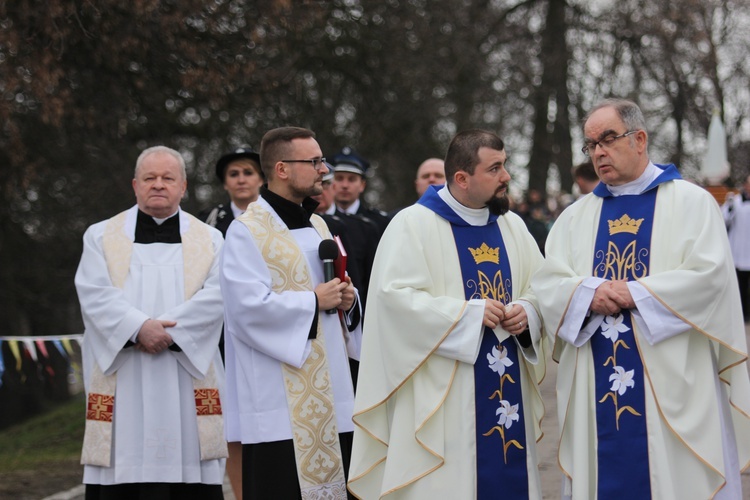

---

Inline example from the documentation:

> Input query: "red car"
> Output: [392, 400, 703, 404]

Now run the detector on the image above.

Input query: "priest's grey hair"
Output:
[134, 146, 187, 180]
[583, 98, 647, 132]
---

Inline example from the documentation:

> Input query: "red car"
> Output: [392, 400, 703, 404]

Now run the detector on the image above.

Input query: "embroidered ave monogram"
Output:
[590, 188, 658, 499]
[453, 222, 530, 499]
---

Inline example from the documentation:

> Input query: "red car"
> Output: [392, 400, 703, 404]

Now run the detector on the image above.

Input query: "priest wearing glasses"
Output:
[220, 127, 362, 499]
[532, 98, 750, 499]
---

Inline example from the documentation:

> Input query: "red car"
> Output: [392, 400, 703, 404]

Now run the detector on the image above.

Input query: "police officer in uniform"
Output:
[312, 166, 364, 389]
[330, 148, 389, 309]
[199, 146, 263, 235]
[312, 166, 363, 295]
[331, 147, 391, 236]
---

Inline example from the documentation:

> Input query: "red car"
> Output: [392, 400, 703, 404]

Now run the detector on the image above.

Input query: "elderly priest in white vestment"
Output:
[348, 130, 547, 499]
[532, 98, 750, 500]
[75, 146, 227, 500]
[220, 127, 362, 500]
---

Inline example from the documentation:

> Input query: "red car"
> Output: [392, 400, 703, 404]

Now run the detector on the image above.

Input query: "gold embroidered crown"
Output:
[469, 243, 499, 264]
[608, 214, 643, 235]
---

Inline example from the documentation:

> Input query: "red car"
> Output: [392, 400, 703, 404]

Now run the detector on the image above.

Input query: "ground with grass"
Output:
[0, 394, 84, 500]
[2, 339, 749, 500]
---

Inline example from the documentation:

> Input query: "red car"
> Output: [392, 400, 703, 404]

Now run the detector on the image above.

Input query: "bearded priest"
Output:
[348, 129, 547, 499]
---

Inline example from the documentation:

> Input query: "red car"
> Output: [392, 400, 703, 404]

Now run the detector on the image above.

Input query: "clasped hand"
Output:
[483, 300, 528, 335]
[314, 276, 355, 312]
[590, 279, 635, 316]
[135, 318, 175, 354]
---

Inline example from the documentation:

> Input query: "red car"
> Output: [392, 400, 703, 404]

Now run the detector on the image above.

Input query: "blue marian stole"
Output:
[418, 187, 528, 499]
[590, 164, 680, 499]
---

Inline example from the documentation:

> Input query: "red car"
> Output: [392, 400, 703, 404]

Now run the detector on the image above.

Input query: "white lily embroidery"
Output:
[487, 345, 513, 377]
[609, 365, 636, 395]
[495, 400, 520, 429]
[601, 314, 630, 343]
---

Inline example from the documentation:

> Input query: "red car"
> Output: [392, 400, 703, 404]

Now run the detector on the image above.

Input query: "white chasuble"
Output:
[76, 206, 226, 485]
[348, 188, 546, 500]
[532, 175, 750, 500]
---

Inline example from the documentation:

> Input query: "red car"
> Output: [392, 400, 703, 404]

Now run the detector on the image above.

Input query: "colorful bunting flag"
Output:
[0, 334, 83, 384]
[0, 340, 4, 387]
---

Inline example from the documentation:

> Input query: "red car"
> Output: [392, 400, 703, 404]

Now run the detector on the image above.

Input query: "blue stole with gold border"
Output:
[590, 164, 680, 499]
[418, 188, 528, 499]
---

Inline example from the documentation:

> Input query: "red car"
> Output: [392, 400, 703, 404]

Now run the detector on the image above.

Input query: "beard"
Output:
[289, 176, 323, 200]
[486, 192, 510, 216]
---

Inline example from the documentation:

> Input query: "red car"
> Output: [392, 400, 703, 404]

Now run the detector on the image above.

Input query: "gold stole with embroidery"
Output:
[239, 203, 347, 500]
[81, 210, 227, 467]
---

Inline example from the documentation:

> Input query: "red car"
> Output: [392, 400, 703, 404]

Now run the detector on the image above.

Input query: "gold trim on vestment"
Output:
[81, 209, 226, 467]
[239, 204, 347, 499]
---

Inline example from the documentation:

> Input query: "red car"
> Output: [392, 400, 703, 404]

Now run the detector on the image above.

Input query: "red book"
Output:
[333, 235, 347, 281]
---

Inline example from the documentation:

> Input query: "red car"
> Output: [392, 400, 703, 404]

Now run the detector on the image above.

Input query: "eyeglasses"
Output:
[282, 158, 328, 170]
[581, 130, 638, 157]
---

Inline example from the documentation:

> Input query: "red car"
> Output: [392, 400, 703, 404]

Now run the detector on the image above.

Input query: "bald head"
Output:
[415, 158, 446, 196]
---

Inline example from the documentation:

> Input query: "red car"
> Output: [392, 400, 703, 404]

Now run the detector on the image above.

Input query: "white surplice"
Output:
[220, 196, 361, 445]
[75, 207, 226, 485]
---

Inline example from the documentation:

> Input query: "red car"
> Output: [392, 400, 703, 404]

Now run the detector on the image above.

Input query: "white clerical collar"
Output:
[338, 198, 361, 215]
[438, 185, 489, 226]
[152, 209, 180, 225]
[230, 201, 246, 218]
[606, 162, 661, 196]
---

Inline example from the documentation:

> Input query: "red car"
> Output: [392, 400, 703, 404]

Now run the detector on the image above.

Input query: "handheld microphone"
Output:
[318, 239, 340, 314]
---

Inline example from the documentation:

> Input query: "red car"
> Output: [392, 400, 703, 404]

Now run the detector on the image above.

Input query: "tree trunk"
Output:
[527, 0, 573, 195]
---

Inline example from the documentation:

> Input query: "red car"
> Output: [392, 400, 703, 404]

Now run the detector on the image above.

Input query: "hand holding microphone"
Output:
[318, 240, 343, 314]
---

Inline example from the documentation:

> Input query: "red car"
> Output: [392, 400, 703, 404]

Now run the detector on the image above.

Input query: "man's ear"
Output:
[274, 161, 289, 180]
[453, 170, 469, 190]
[634, 129, 648, 154]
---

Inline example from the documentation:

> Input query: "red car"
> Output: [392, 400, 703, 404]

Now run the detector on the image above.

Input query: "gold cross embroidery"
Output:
[195, 389, 222, 416]
[86, 393, 114, 422]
